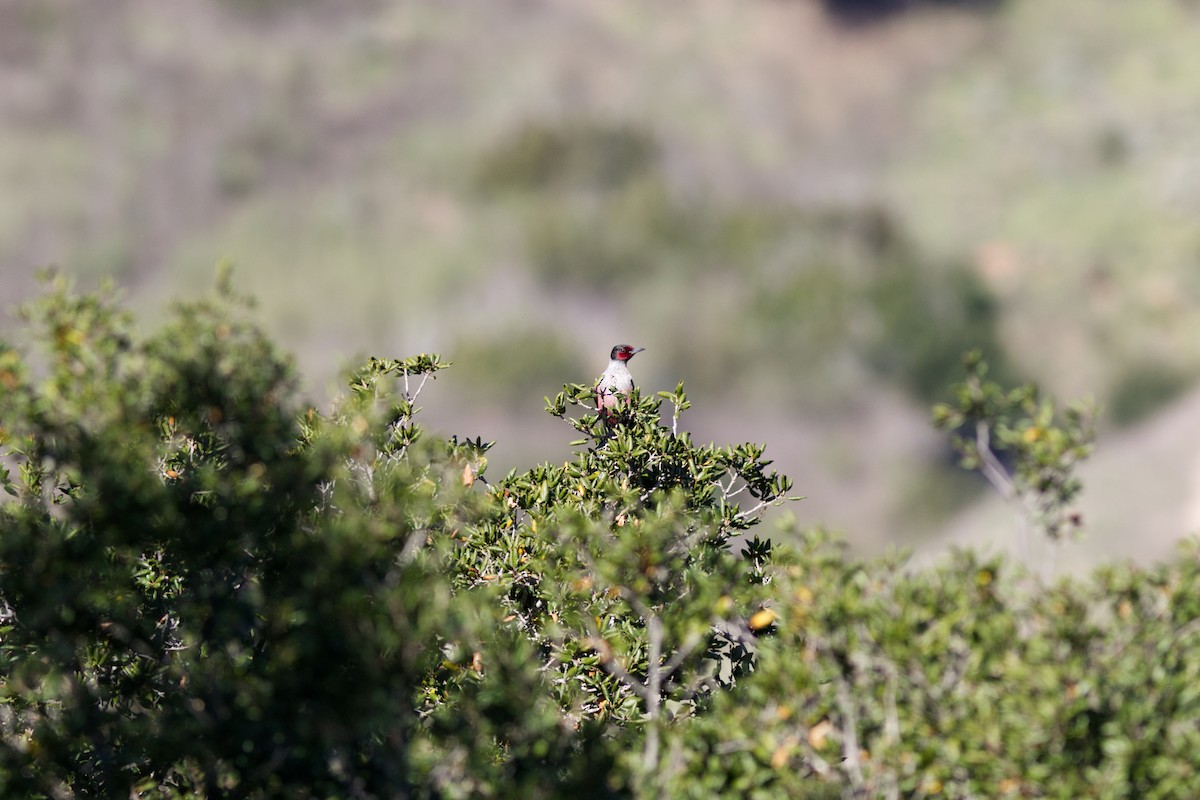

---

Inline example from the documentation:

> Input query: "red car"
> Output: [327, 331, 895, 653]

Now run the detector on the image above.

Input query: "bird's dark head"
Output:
[610, 344, 645, 362]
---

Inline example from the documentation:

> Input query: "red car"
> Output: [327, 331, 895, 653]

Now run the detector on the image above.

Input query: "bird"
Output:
[596, 344, 644, 427]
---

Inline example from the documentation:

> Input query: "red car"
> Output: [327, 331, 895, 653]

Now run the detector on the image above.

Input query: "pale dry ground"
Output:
[922, 382, 1200, 575]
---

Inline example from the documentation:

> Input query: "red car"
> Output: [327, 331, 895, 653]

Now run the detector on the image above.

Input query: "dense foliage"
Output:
[2, 280, 1200, 798]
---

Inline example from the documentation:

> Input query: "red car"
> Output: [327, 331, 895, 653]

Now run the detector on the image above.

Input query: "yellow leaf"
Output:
[54, 325, 84, 348]
[998, 777, 1021, 794]
[808, 719, 833, 749]
[770, 740, 794, 769]
[748, 608, 777, 631]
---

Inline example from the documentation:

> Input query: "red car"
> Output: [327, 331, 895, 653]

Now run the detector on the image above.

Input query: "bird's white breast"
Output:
[598, 361, 634, 396]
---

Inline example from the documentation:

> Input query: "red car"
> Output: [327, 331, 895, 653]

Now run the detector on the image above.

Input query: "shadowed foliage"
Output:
[2, 281, 1200, 799]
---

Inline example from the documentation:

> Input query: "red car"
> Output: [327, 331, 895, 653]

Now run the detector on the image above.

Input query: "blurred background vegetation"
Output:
[4, 0, 1200, 558]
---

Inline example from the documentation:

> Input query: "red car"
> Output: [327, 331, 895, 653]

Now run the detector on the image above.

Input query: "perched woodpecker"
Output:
[596, 344, 644, 426]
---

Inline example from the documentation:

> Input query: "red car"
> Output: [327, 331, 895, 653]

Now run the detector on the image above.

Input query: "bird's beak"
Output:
[632, 347, 645, 354]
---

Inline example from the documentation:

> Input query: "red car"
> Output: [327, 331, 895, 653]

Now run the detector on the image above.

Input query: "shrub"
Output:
[0, 277, 792, 797]
[476, 120, 659, 194]
[865, 252, 1015, 407]
[0, 278, 586, 797]
[1107, 360, 1191, 428]
[3, 277, 1199, 800]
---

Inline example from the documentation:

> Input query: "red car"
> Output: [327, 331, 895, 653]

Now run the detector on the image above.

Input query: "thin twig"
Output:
[882, 661, 900, 746]
[644, 614, 664, 772]
[734, 499, 771, 522]
[835, 674, 865, 789]
[974, 421, 1033, 567]
[410, 372, 431, 403]
[661, 630, 703, 678]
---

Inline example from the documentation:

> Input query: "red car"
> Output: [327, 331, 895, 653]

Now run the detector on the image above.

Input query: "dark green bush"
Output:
[2, 278, 1198, 799]
[476, 120, 659, 193]
[1108, 360, 1192, 427]
[0, 279, 591, 798]
[449, 326, 584, 410]
[866, 252, 1015, 406]
[521, 176, 704, 290]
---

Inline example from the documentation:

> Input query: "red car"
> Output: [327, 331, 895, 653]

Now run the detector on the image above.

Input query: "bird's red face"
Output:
[611, 344, 644, 362]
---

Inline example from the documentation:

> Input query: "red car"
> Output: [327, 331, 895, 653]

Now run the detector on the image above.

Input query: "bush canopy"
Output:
[1, 278, 1199, 799]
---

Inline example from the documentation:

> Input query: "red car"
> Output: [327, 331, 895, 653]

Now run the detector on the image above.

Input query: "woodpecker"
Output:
[596, 344, 644, 426]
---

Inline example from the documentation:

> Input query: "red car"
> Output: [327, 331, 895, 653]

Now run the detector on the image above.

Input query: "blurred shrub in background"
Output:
[820, 0, 1005, 24]
[476, 120, 658, 194]
[476, 118, 1020, 414]
[865, 248, 1015, 406]
[1107, 360, 1192, 427]
[450, 326, 584, 408]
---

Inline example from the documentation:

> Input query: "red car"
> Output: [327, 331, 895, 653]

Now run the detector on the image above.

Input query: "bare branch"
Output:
[835, 674, 865, 789]
[661, 630, 704, 680]
[410, 371, 432, 404]
[735, 499, 771, 522]
[643, 614, 664, 773]
[974, 420, 1034, 564]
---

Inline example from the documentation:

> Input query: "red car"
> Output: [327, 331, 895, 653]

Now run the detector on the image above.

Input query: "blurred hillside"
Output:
[3, 0, 1200, 556]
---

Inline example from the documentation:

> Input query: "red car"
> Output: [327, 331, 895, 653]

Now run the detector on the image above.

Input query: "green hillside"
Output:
[2, 0, 1197, 549]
